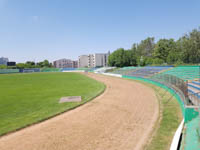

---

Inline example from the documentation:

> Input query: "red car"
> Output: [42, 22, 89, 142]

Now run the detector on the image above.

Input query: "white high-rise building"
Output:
[93, 53, 109, 67]
[88, 54, 95, 68]
[78, 52, 110, 68]
[78, 55, 89, 68]
[53, 59, 78, 68]
[0, 57, 9, 65]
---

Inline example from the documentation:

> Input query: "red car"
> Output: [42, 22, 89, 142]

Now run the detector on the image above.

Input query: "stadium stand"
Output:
[0, 69, 19, 74]
[121, 66, 137, 70]
[188, 81, 200, 99]
[160, 66, 200, 104]
[94, 67, 115, 73]
[61, 68, 95, 72]
[41, 68, 61, 72]
[61, 68, 76, 72]
[127, 66, 172, 78]
[20, 68, 41, 73]
[162, 66, 200, 81]
[111, 66, 172, 78]
[109, 65, 200, 105]
[111, 67, 139, 75]
[0, 67, 98, 74]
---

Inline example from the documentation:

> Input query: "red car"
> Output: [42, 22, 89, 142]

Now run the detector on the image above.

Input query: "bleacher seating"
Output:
[162, 66, 200, 81]
[111, 66, 172, 78]
[0, 69, 19, 74]
[21, 68, 40, 73]
[111, 67, 139, 75]
[94, 67, 116, 73]
[161, 66, 200, 101]
[188, 81, 200, 99]
[127, 66, 172, 78]
[41, 68, 61, 72]
[61, 68, 76, 72]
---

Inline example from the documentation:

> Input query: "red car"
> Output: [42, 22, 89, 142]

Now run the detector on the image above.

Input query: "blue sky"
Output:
[0, 0, 200, 63]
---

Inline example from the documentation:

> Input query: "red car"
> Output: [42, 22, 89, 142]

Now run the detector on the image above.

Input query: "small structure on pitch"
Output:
[59, 96, 82, 103]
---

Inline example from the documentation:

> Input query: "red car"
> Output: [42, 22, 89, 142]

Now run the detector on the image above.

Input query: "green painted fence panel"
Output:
[181, 117, 200, 150]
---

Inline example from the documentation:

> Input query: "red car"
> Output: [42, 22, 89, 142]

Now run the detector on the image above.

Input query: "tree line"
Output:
[0, 60, 53, 69]
[108, 27, 200, 67]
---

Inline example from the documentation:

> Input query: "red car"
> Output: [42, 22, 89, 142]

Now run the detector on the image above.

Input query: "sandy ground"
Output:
[0, 73, 159, 150]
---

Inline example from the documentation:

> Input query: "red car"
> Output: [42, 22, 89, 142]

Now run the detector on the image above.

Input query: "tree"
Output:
[177, 28, 200, 64]
[124, 50, 137, 66]
[145, 57, 153, 65]
[152, 58, 165, 65]
[0, 65, 7, 69]
[153, 38, 176, 62]
[37, 62, 44, 68]
[16, 60, 52, 69]
[36, 60, 51, 68]
[167, 51, 180, 64]
[16, 63, 26, 69]
[131, 43, 137, 54]
[25, 61, 35, 68]
[137, 56, 145, 66]
[109, 26, 200, 66]
[136, 37, 155, 57]
[43, 60, 50, 67]
[108, 48, 125, 67]
[108, 48, 137, 67]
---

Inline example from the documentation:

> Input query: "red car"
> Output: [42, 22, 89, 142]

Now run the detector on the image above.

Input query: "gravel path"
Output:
[0, 73, 159, 150]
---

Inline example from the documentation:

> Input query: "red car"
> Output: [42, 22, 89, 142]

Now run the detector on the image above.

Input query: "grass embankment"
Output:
[128, 79, 182, 150]
[0, 72, 105, 136]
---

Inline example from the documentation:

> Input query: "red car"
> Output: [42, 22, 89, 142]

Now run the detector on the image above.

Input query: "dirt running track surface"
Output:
[0, 73, 159, 150]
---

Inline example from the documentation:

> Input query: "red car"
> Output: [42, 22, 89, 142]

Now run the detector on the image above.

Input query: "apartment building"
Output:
[88, 54, 95, 68]
[0, 57, 9, 65]
[78, 55, 89, 68]
[53, 59, 78, 68]
[93, 53, 109, 67]
[78, 52, 110, 68]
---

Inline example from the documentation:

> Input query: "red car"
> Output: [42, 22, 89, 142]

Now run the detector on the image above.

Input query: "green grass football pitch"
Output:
[0, 72, 105, 136]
